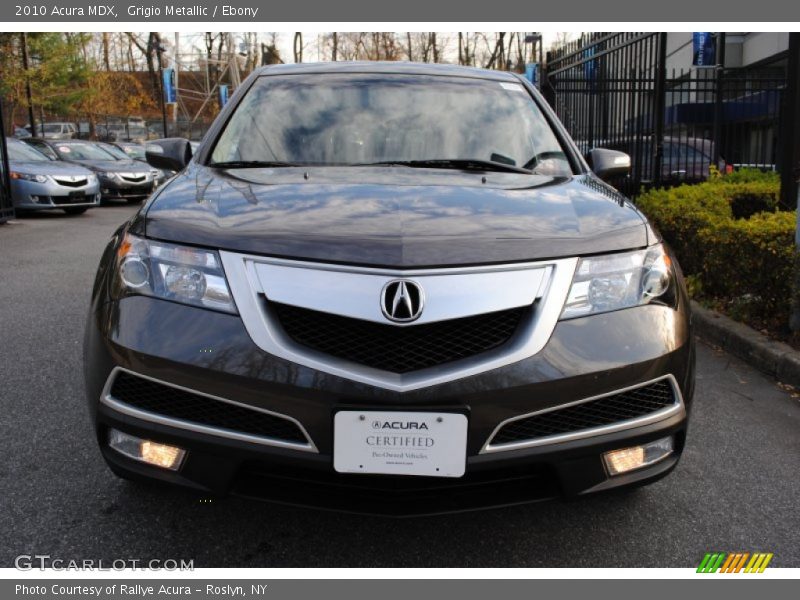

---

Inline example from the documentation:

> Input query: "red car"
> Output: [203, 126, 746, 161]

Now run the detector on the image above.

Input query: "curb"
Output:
[691, 300, 800, 386]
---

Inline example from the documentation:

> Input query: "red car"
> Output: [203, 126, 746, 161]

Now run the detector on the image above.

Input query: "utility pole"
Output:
[173, 32, 180, 124]
[153, 39, 168, 137]
[20, 33, 36, 137]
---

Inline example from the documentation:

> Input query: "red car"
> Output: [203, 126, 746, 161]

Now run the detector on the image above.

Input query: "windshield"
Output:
[43, 124, 63, 133]
[98, 144, 130, 160]
[7, 140, 51, 161]
[120, 145, 145, 159]
[210, 73, 572, 175]
[54, 142, 116, 160]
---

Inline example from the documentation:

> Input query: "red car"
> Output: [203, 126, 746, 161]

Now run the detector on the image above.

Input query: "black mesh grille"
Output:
[109, 372, 308, 444]
[491, 379, 677, 445]
[271, 302, 527, 374]
[53, 177, 88, 188]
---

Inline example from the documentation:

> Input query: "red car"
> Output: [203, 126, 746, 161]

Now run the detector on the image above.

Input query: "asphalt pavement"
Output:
[1, 204, 799, 568]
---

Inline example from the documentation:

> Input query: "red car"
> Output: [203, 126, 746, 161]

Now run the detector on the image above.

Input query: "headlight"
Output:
[98, 171, 116, 179]
[115, 233, 237, 314]
[561, 244, 673, 319]
[10, 171, 47, 183]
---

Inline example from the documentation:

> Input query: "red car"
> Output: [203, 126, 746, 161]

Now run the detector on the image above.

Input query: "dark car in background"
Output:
[22, 138, 156, 204]
[599, 136, 726, 184]
[84, 63, 694, 516]
[6, 138, 99, 214]
[97, 142, 167, 187]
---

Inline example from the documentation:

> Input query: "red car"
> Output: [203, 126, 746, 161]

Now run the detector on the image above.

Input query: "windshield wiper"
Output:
[209, 160, 302, 169]
[354, 159, 533, 174]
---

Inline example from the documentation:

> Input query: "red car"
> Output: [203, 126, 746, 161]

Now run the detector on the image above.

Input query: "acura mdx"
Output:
[84, 62, 694, 516]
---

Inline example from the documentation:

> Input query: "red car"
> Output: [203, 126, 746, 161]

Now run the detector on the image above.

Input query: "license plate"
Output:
[333, 411, 467, 478]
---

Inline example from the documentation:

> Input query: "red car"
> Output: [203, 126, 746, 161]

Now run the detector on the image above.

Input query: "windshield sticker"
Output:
[499, 82, 525, 92]
[58, 146, 71, 153]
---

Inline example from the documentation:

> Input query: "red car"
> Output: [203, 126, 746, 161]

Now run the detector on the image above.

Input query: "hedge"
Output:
[636, 170, 794, 328]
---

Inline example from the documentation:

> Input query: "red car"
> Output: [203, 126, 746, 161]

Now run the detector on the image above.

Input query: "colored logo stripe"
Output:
[697, 552, 773, 573]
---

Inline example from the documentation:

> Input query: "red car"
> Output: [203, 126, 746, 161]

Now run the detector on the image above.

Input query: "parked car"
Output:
[5, 137, 99, 215]
[85, 63, 694, 515]
[38, 122, 79, 140]
[22, 139, 155, 203]
[598, 136, 726, 183]
[126, 124, 148, 143]
[97, 141, 167, 186]
[13, 126, 31, 139]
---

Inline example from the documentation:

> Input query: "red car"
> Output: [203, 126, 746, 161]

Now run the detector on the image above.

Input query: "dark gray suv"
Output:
[84, 62, 694, 516]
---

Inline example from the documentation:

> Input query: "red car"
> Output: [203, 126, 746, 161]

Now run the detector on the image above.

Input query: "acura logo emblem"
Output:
[381, 280, 424, 323]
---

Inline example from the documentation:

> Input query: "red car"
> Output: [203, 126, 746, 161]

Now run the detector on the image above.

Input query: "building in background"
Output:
[544, 32, 792, 197]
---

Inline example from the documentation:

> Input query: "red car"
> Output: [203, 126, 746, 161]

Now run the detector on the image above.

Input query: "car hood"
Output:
[68, 159, 148, 172]
[143, 165, 649, 267]
[9, 159, 93, 177]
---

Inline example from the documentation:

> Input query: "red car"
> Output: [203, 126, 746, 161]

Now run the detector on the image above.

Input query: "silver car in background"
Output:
[6, 138, 100, 215]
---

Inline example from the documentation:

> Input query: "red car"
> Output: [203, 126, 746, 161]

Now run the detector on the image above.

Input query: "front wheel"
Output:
[63, 207, 88, 215]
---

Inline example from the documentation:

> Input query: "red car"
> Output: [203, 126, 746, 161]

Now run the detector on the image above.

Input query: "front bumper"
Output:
[99, 177, 155, 200]
[10, 178, 101, 209]
[85, 291, 694, 516]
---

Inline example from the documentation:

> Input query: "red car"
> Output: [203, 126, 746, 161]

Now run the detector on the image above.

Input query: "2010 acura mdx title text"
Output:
[84, 62, 695, 516]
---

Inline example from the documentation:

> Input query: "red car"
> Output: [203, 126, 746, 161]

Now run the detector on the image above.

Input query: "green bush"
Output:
[636, 170, 795, 329]
[698, 211, 796, 326]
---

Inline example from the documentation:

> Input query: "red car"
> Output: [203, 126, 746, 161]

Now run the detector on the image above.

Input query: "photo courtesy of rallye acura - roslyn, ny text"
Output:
[84, 62, 694, 516]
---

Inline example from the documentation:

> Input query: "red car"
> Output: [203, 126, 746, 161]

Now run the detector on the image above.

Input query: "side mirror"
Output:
[587, 148, 631, 182]
[145, 138, 192, 172]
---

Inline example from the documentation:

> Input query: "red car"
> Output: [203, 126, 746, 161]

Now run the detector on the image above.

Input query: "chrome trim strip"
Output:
[480, 374, 685, 454]
[220, 252, 579, 392]
[249, 256, 551, 326]
[100, 367, 318, 453]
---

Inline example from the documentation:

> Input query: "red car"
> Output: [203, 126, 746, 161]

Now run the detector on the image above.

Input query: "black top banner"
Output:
[2, 0, 800, 22]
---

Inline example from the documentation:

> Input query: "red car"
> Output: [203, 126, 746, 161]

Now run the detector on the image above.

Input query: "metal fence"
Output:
[543, 33, 789, 198]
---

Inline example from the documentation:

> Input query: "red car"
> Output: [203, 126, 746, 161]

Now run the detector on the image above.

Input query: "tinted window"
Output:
[211, 74, 571, 176]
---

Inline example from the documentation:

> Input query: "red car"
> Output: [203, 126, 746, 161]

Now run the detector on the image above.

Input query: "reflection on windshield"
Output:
[55, 143, 116, 160]
[211, 74, 572, 176]
[7, 141, 50, 161]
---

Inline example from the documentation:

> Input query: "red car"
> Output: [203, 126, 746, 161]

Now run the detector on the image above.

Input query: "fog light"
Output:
[108, 429, 186, 471]
[603, 436, 674, 476]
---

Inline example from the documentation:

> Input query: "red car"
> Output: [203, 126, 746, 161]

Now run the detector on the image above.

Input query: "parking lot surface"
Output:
[1, 205, 799, 567]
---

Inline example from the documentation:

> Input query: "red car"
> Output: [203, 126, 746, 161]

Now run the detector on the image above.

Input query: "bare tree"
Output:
[101, 32, 110, 71]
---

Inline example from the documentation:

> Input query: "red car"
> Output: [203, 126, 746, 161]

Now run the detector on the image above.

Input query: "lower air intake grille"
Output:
[490, 379, 677, 446]
[271, 302, 527, 374]
[109, 371, 308, 444]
